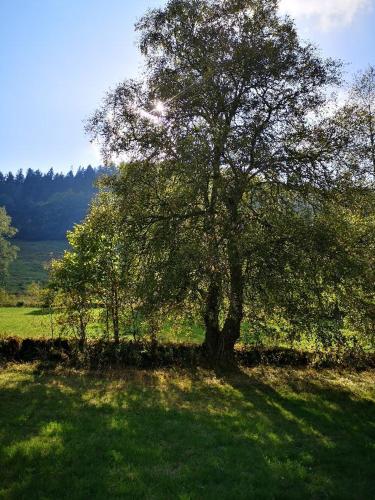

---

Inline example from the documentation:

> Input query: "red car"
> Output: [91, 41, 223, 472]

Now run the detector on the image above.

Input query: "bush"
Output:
[0, 289, 15, 307]
[0, 337, 374, 370]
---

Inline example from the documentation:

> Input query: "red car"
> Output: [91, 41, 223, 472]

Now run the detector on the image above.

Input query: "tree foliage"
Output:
[335, 66, 375, 180]
[0, 207, 17, 285]
[51, 0, 374, 359]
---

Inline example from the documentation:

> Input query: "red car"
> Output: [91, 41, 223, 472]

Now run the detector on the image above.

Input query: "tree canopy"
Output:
[50, 0, 375, 359]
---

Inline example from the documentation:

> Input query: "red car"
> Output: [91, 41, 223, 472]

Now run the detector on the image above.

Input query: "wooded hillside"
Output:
[0, 166, 112, 240]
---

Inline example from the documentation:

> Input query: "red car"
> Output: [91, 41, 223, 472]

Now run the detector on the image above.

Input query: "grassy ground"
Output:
[0, 365, 374, 499]
[0, 308, 53, 338]
[0, 307, 107, 340]
[5, 240, 67, 293]
[0, 307, 205, 342]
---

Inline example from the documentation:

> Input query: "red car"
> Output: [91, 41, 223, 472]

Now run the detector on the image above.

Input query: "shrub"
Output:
[0, 337, 374, 371]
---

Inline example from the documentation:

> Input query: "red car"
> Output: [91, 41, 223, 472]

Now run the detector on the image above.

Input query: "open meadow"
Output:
[0, 308, 53, 338]
[0, 307, 205, 343]
[0, 364, 374, 499]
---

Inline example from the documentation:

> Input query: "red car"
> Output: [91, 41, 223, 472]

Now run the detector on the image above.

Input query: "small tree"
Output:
[51, 191, 136, 344]
[74, 192, 130, 343]
[0, 206, 17, 285]
[51, 240, 94, 345]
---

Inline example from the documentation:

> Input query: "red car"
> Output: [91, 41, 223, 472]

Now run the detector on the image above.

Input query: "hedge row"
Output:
[0, 337, 374, 370]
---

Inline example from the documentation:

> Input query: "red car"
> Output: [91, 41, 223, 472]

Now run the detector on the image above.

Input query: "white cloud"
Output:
[279, 0, 371, 30]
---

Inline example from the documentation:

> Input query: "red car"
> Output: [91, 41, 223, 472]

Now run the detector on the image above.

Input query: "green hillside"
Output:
[5, 240, 67, 293]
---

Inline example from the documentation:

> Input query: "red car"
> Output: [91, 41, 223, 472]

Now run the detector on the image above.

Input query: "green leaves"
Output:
[0, 207, 17, 285]
[78, 1, 374, 355]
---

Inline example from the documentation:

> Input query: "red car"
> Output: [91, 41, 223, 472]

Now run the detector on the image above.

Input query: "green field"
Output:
[0, 308, 53, 338]
[0, 308, 369, 350]
[0, 364, 374, 499]
[0, 307, 205, 342]
[5, 240, 67, 293]
[0, 307, 104, 340]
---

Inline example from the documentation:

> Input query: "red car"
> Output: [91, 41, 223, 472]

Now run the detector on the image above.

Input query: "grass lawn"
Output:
[5, 240, 67, 293]
[0, 307, 205, 342]
[0, 365, 374, 499]
[0, 307, 106, 340]
[0, 308, 53, 338]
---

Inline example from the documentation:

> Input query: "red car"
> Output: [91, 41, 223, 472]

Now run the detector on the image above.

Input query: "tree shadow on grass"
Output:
[0, 366, 374, 499]
[217, 367, 375, 499]
[25, 309, 50, 317]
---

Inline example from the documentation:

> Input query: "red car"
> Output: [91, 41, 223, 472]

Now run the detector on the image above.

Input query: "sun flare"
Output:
[153, 100, 166, 115]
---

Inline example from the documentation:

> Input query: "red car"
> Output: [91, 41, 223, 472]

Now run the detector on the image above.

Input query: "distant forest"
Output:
[0, 166, 112, 240]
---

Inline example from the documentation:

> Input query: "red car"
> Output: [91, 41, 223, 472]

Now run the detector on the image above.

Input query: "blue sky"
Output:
[0, 0, 374, 173]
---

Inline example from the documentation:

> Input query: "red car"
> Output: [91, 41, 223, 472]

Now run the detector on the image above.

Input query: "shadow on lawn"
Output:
[0, 366, 374, 499]
[25, 309, 51, 317]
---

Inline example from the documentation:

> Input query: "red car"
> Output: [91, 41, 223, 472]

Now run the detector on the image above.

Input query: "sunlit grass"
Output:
[0, 308, 372, 354]
[0, 307, 53, 338]
[0, 364, 374, 499]
[0, 307, 113, 340]
[0, 307, 205, 342]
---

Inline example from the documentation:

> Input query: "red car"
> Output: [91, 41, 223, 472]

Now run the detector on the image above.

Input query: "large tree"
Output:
[87, 0, 365, 359]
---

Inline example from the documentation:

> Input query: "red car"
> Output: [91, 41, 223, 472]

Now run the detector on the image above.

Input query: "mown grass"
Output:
[0, 364, 374, 499]
[5, 240, 67, 293]
[0, 308, 53, 338]
[0, 307, 117, 340]
[0, 307, 109, 340]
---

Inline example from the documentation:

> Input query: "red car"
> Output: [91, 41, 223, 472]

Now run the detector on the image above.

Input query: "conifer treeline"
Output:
[0, 166, 110, 240]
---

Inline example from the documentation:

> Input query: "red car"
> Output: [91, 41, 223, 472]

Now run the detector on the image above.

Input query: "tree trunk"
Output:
[78, 313, 86, 350]
[105, 304, 110, 339]
[222, 246, 244, 353]
[203, 127, 234, 361]
[203, 234, 244, 361]
[112, 286, 120, 344]
[203, 151, 223, 359]
[219, 194, 244, 359]
[204, 278, 223, 358]
[112, 309, 119, 344]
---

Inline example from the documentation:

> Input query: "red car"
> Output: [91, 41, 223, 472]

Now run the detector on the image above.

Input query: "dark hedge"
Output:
[1, 337, 374, 370]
